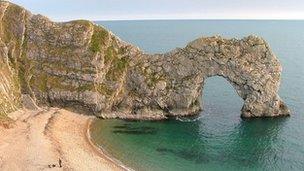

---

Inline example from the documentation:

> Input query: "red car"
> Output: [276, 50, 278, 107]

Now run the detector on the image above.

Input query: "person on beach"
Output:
[59, 158, 62, 168]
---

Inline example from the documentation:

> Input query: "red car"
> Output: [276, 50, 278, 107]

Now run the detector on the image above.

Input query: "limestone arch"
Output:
[130, 36, 291, 119]
[173, 35, 290, 118]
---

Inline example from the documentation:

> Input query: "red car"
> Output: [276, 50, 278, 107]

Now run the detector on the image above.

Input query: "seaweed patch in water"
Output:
[156, 147, 210, 164]
[156, 148, 175, 153]
[112, 125, 157, 135]
[113, 125, 130, 129]
[112, 130, 156, 135]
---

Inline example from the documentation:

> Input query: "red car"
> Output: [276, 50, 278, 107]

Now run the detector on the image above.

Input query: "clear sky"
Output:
[9, 0, 304, 21]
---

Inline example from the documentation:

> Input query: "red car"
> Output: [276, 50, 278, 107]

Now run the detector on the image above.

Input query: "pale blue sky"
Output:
[9, 0, 304, 21]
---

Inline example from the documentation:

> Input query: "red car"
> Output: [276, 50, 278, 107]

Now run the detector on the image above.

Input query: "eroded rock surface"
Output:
[0, 2, 290, 120]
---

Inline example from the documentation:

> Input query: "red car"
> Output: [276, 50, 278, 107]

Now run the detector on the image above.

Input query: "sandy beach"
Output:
[0, 107, 127, 171]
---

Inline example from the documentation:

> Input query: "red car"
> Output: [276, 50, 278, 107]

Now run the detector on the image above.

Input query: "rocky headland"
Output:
[0, 1, 290, 122]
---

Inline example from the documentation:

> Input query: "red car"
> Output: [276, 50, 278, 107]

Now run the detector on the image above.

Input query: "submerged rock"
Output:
[0, 2, 290, 120]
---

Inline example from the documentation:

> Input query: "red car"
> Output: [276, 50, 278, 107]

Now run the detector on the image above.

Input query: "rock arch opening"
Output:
[201, 76, 243, 117]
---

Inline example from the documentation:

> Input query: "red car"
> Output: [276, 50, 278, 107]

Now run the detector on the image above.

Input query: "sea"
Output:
[90, 20, 304, 171]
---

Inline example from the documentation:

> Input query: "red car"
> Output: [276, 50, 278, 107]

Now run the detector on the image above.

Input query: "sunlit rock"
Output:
[0, 2, 290, 120]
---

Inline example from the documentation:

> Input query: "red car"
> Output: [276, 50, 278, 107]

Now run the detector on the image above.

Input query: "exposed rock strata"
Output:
[0, 2, 290, 120]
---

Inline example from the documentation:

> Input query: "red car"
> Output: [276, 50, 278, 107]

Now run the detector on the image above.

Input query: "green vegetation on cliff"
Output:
[90, 26, 109, 53]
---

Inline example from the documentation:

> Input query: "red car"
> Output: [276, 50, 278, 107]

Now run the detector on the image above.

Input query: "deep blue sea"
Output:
[91, 20, 304, 171]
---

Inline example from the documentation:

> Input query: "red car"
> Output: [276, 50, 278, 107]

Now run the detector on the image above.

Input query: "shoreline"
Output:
[0, 108, 130, 170]
[85, 118, 133, 171]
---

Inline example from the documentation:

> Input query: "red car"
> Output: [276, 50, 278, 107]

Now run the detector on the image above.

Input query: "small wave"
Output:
[175, 115, 204, 122]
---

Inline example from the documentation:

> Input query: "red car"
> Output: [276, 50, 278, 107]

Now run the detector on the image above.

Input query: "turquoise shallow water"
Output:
[91, 20, 304, 171]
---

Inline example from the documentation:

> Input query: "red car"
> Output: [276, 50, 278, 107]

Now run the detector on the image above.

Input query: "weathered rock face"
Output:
[0, 3, 22, 118]
[0, 41, 21, 118]
[0, 2, 290, 120]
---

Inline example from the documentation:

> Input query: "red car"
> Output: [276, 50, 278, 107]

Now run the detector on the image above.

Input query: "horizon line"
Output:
[91, 18, 304, 22]
[51, 16, 304, 22]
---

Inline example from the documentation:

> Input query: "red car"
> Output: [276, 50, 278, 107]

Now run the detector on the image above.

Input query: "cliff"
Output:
[0, 2, 290, 120]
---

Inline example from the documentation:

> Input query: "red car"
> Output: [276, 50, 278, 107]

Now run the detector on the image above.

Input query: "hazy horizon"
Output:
[9, 0, 304, 22]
